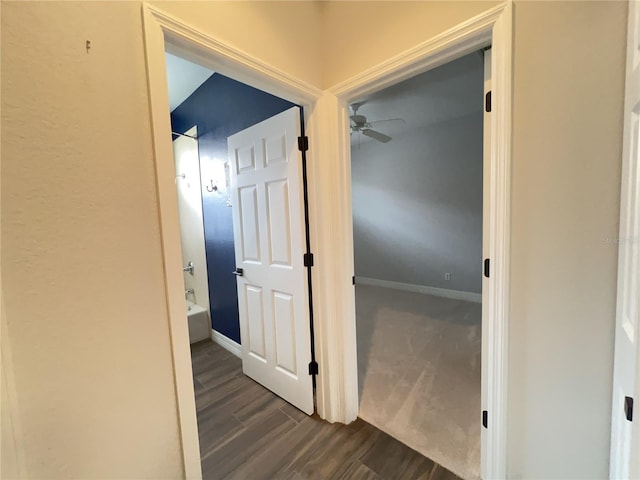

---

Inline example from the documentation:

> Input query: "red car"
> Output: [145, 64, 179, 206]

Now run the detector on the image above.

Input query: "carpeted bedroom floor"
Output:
[356, 284, 481, 480]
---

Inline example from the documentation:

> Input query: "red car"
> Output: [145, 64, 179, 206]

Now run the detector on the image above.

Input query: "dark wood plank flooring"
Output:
[191, 341, 463, 480]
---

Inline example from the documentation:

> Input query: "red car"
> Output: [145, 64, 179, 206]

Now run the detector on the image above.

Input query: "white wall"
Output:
[352, 97, 483, 294]
[508, 2, 626, 477]
[157, 1, 324, 89]
[320, 1, 501, 88]
[2, 2, 185, 477]
[173, 127, 210, 312]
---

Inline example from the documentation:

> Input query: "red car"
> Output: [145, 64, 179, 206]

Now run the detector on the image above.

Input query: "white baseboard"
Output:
[211, 329, 242, 358]
[355, 276, 482, 303]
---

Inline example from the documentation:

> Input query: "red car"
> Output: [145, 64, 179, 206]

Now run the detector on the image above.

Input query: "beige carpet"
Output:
[356, 284, 481, 480]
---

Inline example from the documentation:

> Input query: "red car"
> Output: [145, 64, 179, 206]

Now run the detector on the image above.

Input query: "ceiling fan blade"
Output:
[362, 129, 391, 143]
[367, 118, 406, 126]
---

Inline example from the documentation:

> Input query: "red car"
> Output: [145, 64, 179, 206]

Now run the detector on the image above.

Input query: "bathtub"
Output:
[186, 300, 211, 344]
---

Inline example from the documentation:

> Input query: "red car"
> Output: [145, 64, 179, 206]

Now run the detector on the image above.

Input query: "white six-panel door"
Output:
[228, 106, 314, 415]
[610, 1, 640, 477]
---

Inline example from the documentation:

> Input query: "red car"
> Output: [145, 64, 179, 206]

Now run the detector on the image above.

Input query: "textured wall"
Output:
[320, 1, 501, 88]
[171, 73, 294, 344]
[1, 2, 183, 478]
[507, 2, 626, 477]
[157, 1, 324, 89]
[1, 1, 313, 477]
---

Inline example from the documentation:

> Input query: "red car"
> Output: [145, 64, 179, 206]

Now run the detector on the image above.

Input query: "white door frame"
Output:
[609, 0, 640, 476]
[325, 3, 513, 478]
[141, 5, 322, 479]
[142, 2, 512, 478]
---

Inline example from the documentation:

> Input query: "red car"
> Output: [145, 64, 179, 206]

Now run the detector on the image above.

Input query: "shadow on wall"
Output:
[171, 73, 295, 343]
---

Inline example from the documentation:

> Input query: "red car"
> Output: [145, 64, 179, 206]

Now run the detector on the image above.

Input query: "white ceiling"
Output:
[165, 53, 214, 112]
[350, 51, 485, 145]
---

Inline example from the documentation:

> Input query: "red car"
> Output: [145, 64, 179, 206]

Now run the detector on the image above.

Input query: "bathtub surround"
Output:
[186, 301, 210, 344]
[172, 126, 211, 314]
[170, 72, 295, 344]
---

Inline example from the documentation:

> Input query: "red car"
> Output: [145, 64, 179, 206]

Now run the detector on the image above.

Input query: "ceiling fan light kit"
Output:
[350, 102, 404, 144]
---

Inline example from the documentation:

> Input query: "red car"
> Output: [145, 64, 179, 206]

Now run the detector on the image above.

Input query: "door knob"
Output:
[233, 268, 244, 277]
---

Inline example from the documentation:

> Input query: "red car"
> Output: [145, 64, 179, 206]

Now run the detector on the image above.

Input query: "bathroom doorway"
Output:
[164, 51, 317, 473]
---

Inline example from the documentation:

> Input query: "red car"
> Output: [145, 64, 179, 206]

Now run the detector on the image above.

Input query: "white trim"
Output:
[145, 5, 321, 105]
[308, 93, 360, 423]
[1, 291, 28, 478]
[330, 3, 504, 100]
[355, 277, 482, 303]
[481, 47, 492, 480]
[211, 330, 242, 359]
[324, 3, 512, 478]
[610, 0, 640, 476]
[484, 5, 512, 478]
[141, 8, 202, 480]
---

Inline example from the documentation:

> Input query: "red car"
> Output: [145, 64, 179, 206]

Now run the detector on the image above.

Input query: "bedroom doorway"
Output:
[350, 50, 486, 480]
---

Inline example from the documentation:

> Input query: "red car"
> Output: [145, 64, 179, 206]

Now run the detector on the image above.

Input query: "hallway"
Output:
[192, 341, 463, 480]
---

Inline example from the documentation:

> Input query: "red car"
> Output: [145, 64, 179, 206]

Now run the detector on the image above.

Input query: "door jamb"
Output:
[609, 0, 640, 476]
[141, 5, 322, 479]
[326, 3, 513, 478]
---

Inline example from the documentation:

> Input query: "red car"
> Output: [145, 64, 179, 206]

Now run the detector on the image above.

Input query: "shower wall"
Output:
[173, 126, 210, 312]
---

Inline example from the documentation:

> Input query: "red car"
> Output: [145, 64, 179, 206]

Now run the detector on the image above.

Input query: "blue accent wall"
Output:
[171, 73, 295, 343]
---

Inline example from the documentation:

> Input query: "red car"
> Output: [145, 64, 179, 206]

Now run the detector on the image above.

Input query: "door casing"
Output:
[609, 0, 640, 476]
[141, 2, 513, 479]
[327, 4, 513, 479]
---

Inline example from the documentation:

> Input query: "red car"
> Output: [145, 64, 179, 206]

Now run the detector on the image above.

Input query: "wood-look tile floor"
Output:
[191, 341, 463, 480]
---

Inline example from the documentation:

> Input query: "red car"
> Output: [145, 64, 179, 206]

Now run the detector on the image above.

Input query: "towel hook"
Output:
[206, 179, 218, 192]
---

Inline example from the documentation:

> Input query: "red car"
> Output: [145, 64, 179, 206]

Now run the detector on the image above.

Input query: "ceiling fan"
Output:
[350, 102, 405, 144]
